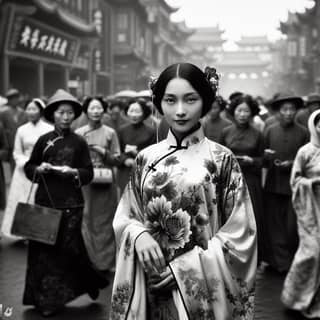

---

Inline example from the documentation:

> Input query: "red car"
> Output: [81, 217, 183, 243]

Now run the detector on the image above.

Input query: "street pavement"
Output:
[0, 234, 306, 320]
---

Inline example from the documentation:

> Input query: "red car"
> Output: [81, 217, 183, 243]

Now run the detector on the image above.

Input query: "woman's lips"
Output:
[175, 120, 188, 125]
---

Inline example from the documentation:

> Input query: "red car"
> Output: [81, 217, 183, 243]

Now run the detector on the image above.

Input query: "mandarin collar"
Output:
[166, 125, 205, 149]
[54, 126, 71, 137]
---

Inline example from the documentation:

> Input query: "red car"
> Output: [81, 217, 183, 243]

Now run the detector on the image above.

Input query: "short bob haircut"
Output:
[125, 98, 152, 121]
[229, 94, 260, 117]
[151, 63, 217, 117]
[82, 96, 107, 114]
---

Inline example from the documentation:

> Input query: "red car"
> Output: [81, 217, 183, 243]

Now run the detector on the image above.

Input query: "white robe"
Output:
[1, 119, 53, 238]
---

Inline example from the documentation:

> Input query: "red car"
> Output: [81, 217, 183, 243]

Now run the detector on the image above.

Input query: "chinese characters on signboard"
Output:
[8, 15, 79, 63]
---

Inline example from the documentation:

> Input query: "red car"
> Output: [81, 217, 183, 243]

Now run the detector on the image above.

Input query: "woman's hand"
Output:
[238, 155, 254, 165]
[135, 232, 166, 274]
[90, 144, 106, 156]
[124, 158, 135, 167]
[148, 266, 177, 293]
[36, 162, 53, 174]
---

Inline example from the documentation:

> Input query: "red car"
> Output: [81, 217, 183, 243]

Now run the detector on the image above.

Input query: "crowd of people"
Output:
[0, 62, 319, 319]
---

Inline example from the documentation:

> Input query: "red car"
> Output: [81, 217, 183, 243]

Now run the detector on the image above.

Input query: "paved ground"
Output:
[0, 234, 305, 320]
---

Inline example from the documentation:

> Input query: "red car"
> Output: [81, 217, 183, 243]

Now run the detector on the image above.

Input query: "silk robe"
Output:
[281, 110, 320, 318]
[110, 127, 257, 320]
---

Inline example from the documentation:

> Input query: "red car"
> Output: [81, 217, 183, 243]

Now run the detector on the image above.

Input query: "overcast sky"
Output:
[167, 0, 314, 44]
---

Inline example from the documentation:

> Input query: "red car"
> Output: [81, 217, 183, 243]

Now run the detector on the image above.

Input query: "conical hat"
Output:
[44, 89, 82, 122]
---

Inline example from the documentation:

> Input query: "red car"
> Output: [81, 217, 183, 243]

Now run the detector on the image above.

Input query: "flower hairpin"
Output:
[148, 75, 158, 92]
[204, 66, 220, 92]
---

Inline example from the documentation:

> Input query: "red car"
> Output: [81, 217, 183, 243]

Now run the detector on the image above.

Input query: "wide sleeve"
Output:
[109, 130, 121, 156]
[110, 153, 149, 320]
[13, 127, 28, 167]
[74, 137, 93, 186]
[169, 153, 257, 319]
[290, 146, 320, 213]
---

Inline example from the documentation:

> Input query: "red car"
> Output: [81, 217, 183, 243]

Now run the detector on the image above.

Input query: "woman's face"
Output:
[127, 102, 144, 124]
[87, 99, 104, 122]
[234, 102, 252, 125]
[53, 103, 75, 130]
[279, 102, 297, 125]
[161, 78, 203, 135]
[26, 101, 41, 123]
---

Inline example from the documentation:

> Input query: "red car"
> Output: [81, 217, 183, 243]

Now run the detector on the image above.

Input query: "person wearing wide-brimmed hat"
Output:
[0, 88, 28, 171]
[22, 89, 108, 317]
[1, 99, 52, 240]
[263, 92, 309, 273]
[295, 93, 320, 129]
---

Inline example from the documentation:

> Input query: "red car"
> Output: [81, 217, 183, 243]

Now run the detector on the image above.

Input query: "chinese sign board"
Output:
[7, 15, 79, 64]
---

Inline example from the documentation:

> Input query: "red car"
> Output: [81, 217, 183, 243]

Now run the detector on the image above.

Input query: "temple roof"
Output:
[188, 26, 225, 44]
[236, 35, 270, 46]
[217, 51, 270, 67]
[172, 21, 194, 36]
[32, 0, 98, 36]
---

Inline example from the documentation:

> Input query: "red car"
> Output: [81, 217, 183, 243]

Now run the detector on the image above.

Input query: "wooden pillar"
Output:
[3, 54, 9, 92]
[64, 67, 70, 91]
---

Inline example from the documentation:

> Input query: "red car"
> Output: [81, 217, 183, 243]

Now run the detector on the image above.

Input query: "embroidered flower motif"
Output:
[145, 195, 192, 250]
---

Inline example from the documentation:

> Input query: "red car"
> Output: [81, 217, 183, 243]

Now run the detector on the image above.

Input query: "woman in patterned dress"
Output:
[109, 63, 257, 319]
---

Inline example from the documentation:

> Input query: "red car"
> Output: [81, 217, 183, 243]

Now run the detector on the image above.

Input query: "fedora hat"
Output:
[44, 89, 82, 122]
[270, 93, 304, 111]
[306, 93, 320, 106]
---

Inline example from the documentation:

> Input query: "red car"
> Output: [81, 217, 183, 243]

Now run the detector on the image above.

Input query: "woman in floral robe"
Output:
[281, 109, 320, 318]
[110, 63, 257, 320]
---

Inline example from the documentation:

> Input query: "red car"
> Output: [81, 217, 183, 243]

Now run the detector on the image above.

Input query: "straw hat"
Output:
[44, 89, 82, 122]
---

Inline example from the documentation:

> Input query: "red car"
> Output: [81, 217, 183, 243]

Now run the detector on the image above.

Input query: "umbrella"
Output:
[136, 90, 151, 98]
[114, 90, 137, 98]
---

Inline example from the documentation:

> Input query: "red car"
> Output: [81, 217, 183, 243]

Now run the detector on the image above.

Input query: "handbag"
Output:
[11, 172, 62, 245]
[92, 167, 113, 184]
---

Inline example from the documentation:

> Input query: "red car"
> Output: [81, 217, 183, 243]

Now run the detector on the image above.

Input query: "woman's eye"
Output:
[164, 98, 175, 104]
[187, 97, 197, 103]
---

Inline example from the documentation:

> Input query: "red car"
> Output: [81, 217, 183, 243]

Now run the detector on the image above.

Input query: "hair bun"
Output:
[204, 66, 220, 92]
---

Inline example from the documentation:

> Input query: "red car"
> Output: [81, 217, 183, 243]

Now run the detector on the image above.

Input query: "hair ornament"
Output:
[204, 66, 220, 92]
[148, 75, 158, 93]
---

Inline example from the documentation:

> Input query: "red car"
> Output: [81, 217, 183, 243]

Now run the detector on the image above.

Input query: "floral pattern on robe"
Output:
[110, 127, 257, 320]
[281, 110, 320, 319]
